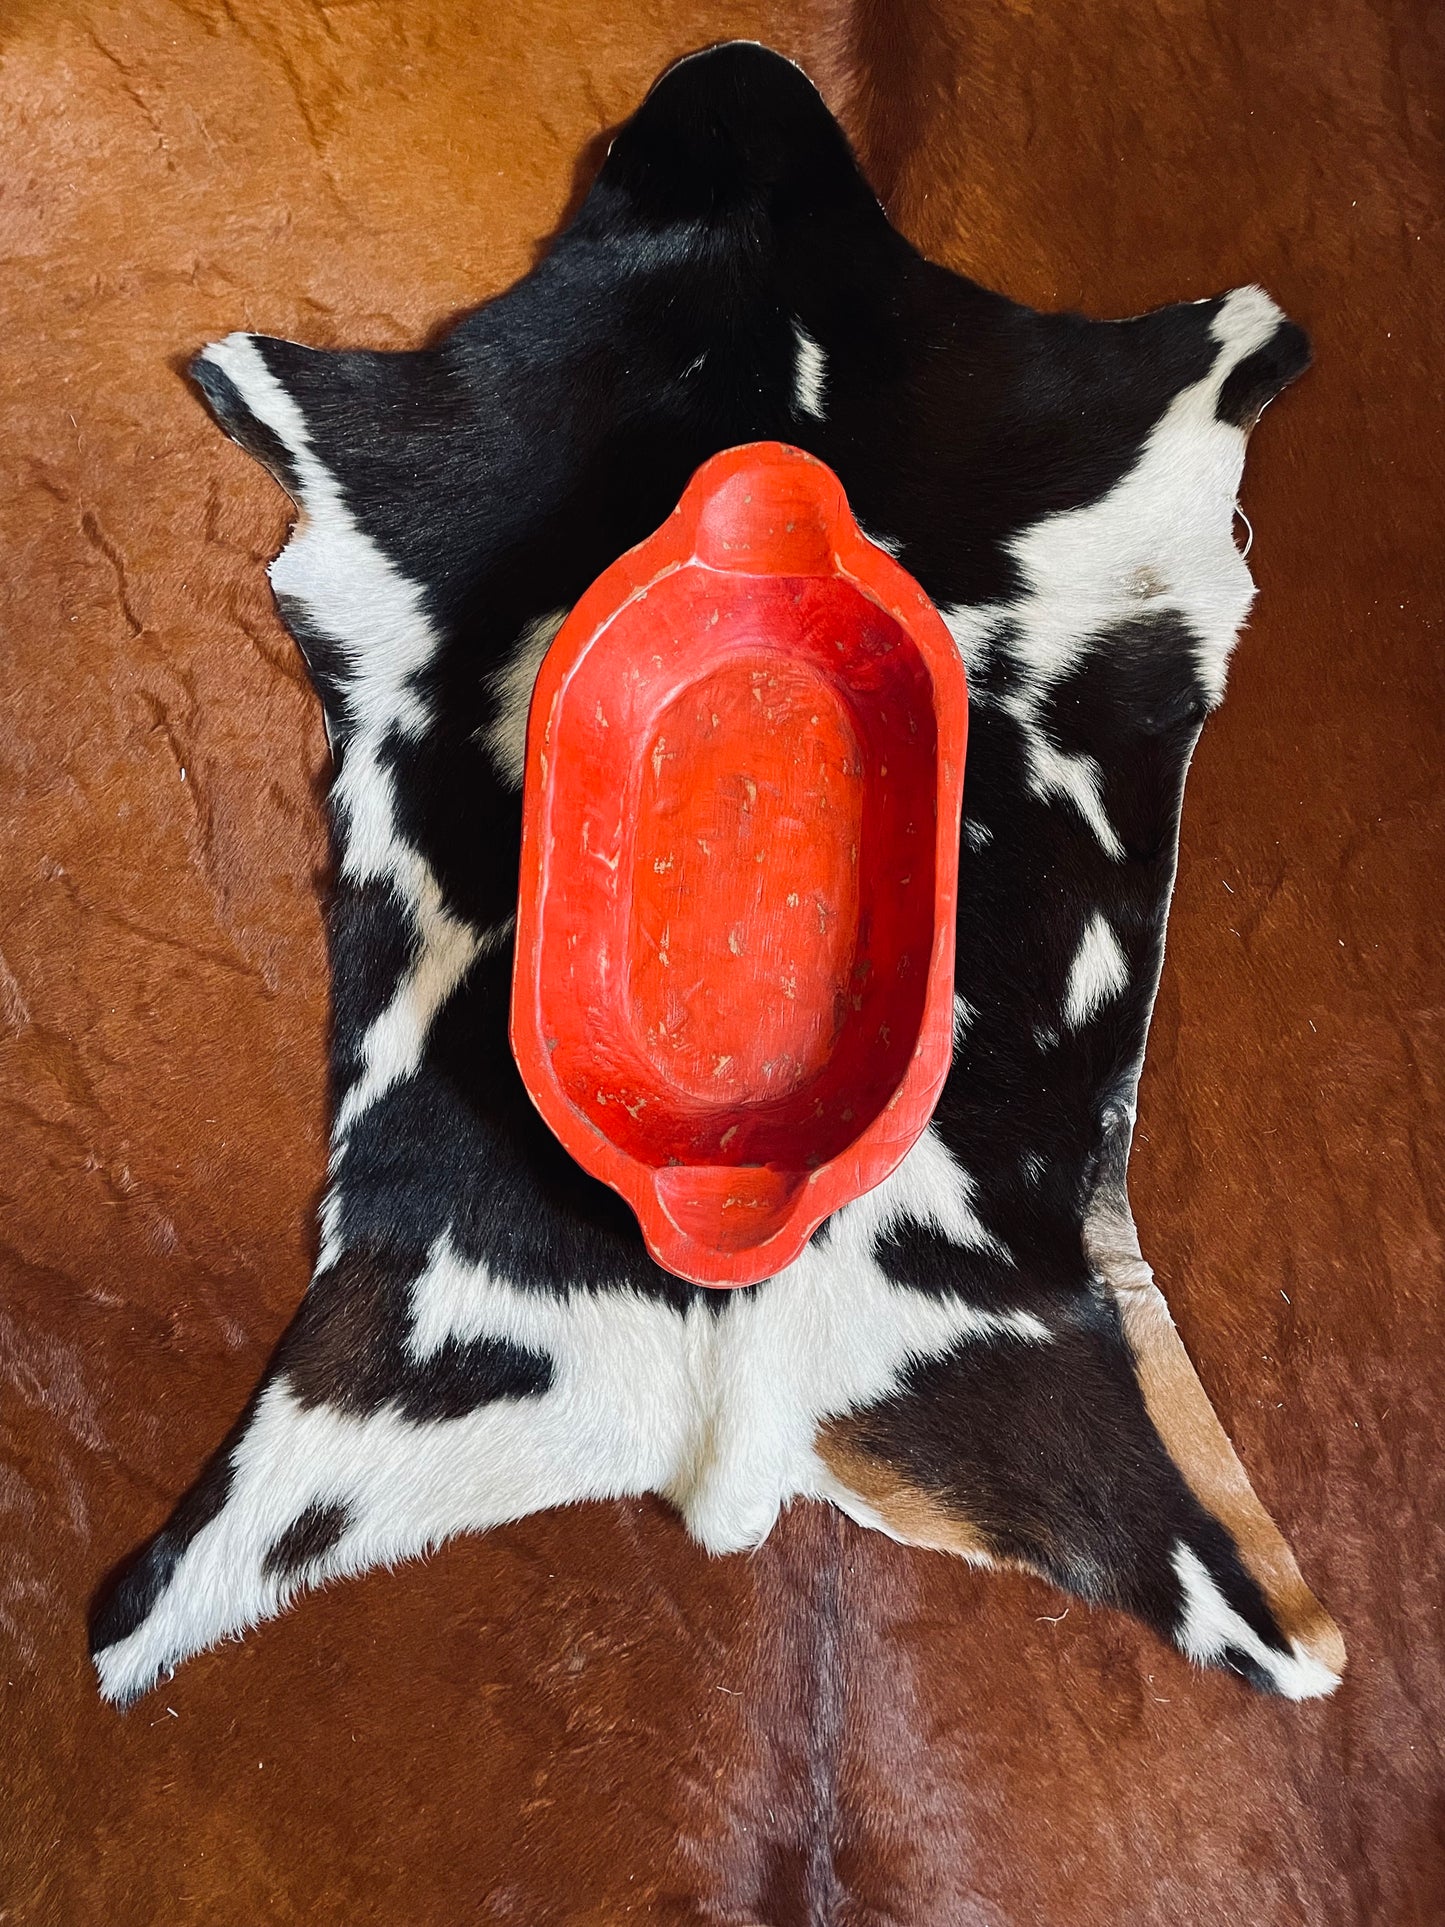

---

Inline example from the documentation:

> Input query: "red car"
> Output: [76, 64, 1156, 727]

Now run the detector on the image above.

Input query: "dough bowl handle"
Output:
[689, 452, 842, 574]
[653, 1164, 807, 1253]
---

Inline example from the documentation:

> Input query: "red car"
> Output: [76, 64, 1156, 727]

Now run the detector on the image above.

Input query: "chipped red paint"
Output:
[511, 444, 968, 1284]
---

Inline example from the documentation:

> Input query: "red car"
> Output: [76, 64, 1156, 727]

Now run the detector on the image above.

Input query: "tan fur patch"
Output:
[1114, 1277, 1346, 1675]
[817, 1423, 998, 1563]
[1086, 1183, 1345, 1678]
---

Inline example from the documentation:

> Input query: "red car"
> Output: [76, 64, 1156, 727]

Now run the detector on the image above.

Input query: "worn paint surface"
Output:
[513, 443, 966, 1282]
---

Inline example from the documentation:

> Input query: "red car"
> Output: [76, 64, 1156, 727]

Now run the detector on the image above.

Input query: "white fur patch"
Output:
[484, 608, 567, 790]
[791, 321, 828, 420]
[940, 286, 1277, 850]
[1022, 736, 1121, 860]
[202, 338, 437, 749]
[942, 605, 1002, 681]
[198, 336, 438, 889]
[1172, 1542, 1340, 1700]
[335, 911, 513, 1138]
[857, 520, 903, 559]
[95, 1128, 1043, 1701]
[197, 334, 497, 1272]
[199, 335, 434, 892]
[1209, 283, 1287, 362]
[1063, 911, 1129, 1028]
[1000, 289, 1266, 701]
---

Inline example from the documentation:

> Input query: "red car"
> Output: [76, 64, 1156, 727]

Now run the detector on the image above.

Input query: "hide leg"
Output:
[90, 1242, 682, 1704]
[817, 1291, 1343, 1698]
[1085, 1179, 1346, 1690]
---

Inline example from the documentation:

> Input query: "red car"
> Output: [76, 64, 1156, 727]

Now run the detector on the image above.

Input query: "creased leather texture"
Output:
[2, 3, 1441, 1925]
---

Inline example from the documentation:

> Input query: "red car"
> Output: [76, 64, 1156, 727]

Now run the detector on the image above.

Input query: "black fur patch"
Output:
[280, 1246, 555, 1421]
[272, 593, 354, 752]
[189, 355, 304, 501]
[261, 1500, 350, 1581]
[327, 878, 419, 1096]
[1216, 320, 1312, 428]
[839, 1296, 1286, 1656]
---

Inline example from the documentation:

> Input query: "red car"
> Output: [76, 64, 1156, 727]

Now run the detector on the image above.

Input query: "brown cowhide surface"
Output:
[2, 1, 1441, 1922]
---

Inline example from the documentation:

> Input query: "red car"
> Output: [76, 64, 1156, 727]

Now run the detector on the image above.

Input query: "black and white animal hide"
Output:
[91, 43, 1344, 1704]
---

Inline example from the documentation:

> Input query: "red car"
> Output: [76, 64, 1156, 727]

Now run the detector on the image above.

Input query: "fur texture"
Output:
[90, 43, 1340, 1706]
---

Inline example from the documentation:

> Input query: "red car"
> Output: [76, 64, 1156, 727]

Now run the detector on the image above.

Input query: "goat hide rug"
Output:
[91, 42, 1344, 1707]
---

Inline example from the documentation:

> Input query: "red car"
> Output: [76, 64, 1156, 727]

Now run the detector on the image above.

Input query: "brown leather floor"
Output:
[2, 3, 1441, 1922]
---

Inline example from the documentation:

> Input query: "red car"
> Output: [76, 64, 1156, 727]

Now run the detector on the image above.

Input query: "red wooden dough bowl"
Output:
[511, 442, 968, 1286]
